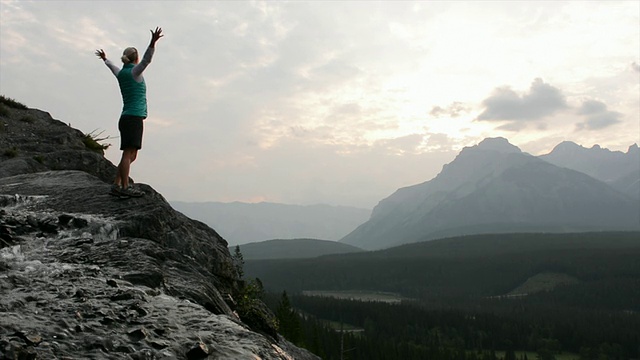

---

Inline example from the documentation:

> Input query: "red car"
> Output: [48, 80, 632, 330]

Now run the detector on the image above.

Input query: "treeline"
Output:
[267, 293, 639, 360]
[247, 233, 640, 359]
[245, 232, 640, 311]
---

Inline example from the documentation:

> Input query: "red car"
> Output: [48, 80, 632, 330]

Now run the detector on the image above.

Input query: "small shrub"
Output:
[235, 278, 278, 335]
[33, 155, 44, 164]
[83, 129, 112, 154]
[0, 103, 9, 117]
[3, 148, 18, 158]
[19, 115, 36, 123]
[0, 95, 28, 110]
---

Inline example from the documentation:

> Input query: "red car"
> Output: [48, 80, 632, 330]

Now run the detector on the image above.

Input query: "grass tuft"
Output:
[19, 115, 36, 123]
[82, 129, 112, 154]
[0, 95, 28, 110]
[0, 103, 9, 117]
[3, 147, 18, 158]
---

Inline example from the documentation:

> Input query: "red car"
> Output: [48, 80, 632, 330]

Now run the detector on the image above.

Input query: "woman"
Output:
[95, 27, 163, 198]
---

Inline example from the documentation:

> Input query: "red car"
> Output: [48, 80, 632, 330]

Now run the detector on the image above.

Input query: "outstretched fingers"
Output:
[150, 26, 164, 41]
[95, 49, 106, 60]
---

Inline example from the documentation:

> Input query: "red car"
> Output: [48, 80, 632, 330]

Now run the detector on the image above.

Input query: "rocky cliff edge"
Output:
[0, 98, 319, 359]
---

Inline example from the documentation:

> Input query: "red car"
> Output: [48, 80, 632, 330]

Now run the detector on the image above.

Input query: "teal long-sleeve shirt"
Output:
[103, 47, 155, 118]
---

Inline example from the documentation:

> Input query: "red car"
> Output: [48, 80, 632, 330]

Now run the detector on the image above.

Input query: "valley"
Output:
[302, 290, 407, 304]
[213, 138, 640, 359]
[249, 232, 640, 359]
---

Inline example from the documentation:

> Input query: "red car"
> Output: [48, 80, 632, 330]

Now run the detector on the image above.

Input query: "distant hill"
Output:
[170, 201, 371, 246]
[340, 138, 640, 250]
[245, 231, 640, 309]
[234, 239, 364, 260]
[540, 141, 639, 199]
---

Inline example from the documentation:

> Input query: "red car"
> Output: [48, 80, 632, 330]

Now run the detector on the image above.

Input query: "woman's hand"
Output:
[150, 27, 163, 47]
[95, 49, 106, 61]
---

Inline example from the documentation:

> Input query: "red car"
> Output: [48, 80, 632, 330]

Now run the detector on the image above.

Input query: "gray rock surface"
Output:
[1, 171, 237, 316]
[0, 103, 320, 359]
[0, 105, 116, 182]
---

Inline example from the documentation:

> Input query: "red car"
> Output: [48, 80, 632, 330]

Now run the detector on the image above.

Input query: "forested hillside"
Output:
[265, 293, 639, 360]
[249, 232, 640, 359]
[247, 232, 640, 307]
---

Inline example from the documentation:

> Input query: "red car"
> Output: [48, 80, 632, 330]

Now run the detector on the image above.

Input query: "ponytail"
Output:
[121, 47, 138, 64]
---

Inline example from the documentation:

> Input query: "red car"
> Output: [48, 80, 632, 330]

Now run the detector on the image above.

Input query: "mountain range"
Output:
[341, 137, 640, 250]
[235, 238, 363, 260]
[540, 141, 639, 199]
[170, 201, 370, 245]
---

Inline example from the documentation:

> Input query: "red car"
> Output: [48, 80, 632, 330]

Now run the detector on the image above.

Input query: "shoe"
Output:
[109, 185, 129, 198]
[120, 186, 144, 198]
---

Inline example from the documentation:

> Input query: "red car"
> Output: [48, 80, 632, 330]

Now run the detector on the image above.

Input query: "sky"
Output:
[1, 1, 638, 209]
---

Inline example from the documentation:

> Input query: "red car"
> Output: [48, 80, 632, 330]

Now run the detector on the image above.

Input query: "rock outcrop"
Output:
[0, 104, 116, 182]
[0, 99, 319, 359]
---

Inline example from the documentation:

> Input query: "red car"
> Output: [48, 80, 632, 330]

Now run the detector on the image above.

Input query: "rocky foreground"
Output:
[0, 100, 319, 359]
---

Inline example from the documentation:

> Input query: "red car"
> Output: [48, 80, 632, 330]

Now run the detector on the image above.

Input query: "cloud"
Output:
[206, 134, 458, 207]
[575, 99, 621, 130]
[476, 78, 568, 121]
[577, 99, 607, 115]
[424, 133, 458, 151]
[495, 122, 528, 132]
[373, 134, 425, 155]
[2, 1, 638, 208]
[429, 102, 469, 118]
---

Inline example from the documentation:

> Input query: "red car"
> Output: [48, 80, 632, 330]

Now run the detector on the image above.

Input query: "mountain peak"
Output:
[554, 140, 581, 150]
[343, 136, 640, 250]
[545, 141, 583, 157]
[538, 140, 640, 198]
[473, 137, 521, 153]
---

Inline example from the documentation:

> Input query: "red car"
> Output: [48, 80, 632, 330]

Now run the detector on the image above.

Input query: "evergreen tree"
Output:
[232, 245, 244, 278]
[277, 291, 302, 344]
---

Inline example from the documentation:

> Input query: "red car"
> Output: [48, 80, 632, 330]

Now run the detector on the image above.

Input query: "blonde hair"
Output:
[121, 47, 138, 64]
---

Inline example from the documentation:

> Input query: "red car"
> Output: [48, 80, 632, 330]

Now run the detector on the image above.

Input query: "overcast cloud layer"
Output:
[1, 1, 638, 208]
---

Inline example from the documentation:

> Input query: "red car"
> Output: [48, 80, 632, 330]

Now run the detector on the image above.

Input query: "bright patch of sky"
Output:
[1, 1, 638, 207]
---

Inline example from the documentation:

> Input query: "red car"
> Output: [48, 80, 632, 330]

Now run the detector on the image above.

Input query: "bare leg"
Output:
[115, 148, 138, 188]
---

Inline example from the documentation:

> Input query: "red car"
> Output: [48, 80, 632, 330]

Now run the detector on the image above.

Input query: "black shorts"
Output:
[118, 115, 144, 150]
